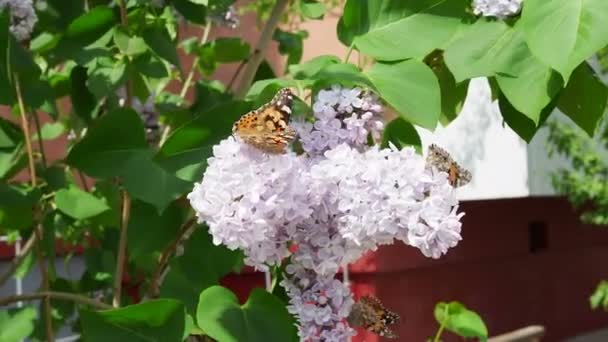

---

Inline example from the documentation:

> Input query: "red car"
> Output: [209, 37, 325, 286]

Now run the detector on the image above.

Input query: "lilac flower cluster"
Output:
[188, 86, 466, 341]
[208, 5, 240, 29]
[0, 0, 38, 42]
[472, 0, 523, 18]
[117, 88, 163, 145]
[294, 86, 384, 156]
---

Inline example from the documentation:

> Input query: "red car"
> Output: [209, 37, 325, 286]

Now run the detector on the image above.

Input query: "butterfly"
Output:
[232, 88, 297, 154]
[348, 295, 400, 339]
[426, 144, 472, 188]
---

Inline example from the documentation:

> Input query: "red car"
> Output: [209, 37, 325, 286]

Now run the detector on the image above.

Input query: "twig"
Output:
[112, 190, 131, 308]
[344, 43, 354, 63]
[118, 0, 133, 108]
[0, 291, 112, 310]
[180, 23, 212, 99]
[15, 74, 54, 342]
[77, 170, 90, 192]
[233, 0, 290, 98]
[33, 225, 54, 341]
[0, 234, 37, 287]
[227, 60, 247, 92]
[31, 110, 47, 168]
[147, 217, 197, 298]
[159, 23, 213, 147]
[15, 76, 36, 185]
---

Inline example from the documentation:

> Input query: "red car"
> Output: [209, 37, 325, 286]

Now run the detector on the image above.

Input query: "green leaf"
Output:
[55, 185, 110, 220]
[367, 60, 441, 129]
[557, 63, 608, 136]
[127, 201, 182, 266]
[70, 66, 97, 122]
[431, 57, 469, 125]
[381, 118, 421, 152]
[33, 122, 66, 141]
[273, 29, 308, 68]
[486, 22, 562, 123]
[0, 184, 39, 231]
[299, 0, 326, 19]
[0, 118, 25, 180]
[590, 280, 608, 310]
[0, 307, 37, 342]
[434, 301, 488, 341]
[80, 299, 185, 342]
[172, 0, 207, 25]
[143, 24, 182, 70]
[198, 38, 250, 74]
[64, 6, 116, 47]
[498, 93, 555, 143]
[337, 0, 370, 46]
[156, 101, 251, 181]
[288, 55, 340, 79]
[313, 62, 375, 90]
[444, 19, 516, 83]
[67, 109, 190, 211]
[521, 0, 608, 81]
[197, 286, 298, 342]
[114, 27, 148, 56]
[161, 228, 243, 314]
[353, 0, 469, 61]
[86, 60, 127, 99]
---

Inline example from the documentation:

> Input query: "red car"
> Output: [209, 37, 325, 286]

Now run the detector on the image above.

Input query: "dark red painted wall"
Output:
[224, 197, 608, 341]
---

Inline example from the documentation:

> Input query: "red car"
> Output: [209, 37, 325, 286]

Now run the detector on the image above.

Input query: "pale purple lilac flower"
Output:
[294, 86, 384, 156]
[472, 0, 523, 18]
[0, 0, 37, 42]
[188, 86, 466, 341]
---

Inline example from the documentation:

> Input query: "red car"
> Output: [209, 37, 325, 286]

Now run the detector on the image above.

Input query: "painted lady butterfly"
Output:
[426, 144, 472, 188]
[232, 88, 297, 154]
[348, 295, 400, 339]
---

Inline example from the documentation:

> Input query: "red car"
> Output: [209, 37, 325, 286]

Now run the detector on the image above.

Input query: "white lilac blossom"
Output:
[282, 265, 356, 341]
[188, 86, 466, 341]
[188, 137, 315, 270]
[0, 0, 38, 42]
[208, 5, 239, 29]
[294, 86, 384, 156]
[472, 0, 522, 18]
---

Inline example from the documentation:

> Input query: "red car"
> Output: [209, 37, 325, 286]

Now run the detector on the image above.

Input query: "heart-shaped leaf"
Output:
[197, 286, 298, 342]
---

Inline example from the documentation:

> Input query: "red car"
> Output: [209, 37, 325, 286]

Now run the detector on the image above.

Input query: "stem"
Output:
[159, 24, 213, 147]
[180, 23, 212, 99]
[432, 306, 449, 342]
[77, 170, 90, 192]
[15, 75, 36, 186]
[344, 43, 354, 63]
[227, 60, 247, 91]
[16, 74, 54, 341]
[32, 110, 47, 168]
[234, 0, 289, 98]
[147, 217, 197, 298]
[0, 234, 37, 287]
[112, 191, 131, 308]
[0, 291, 112, 310]
[34, 225, 54, 342]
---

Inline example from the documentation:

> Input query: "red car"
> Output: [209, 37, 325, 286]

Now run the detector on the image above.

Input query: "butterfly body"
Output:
[232, 88, 296, 154]
[348, 295, 400, 339]
[426, 144, 472, 187]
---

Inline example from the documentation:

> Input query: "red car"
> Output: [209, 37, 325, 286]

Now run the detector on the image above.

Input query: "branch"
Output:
[0, 291, 113, 310]
[0, 234, 37, 286]
[233, 0, 289, 98]
[16, 74, 54, 341]
[147, 217, 197, 298]
[32, 110, 47, 168]
[112, 190, 131, 308]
